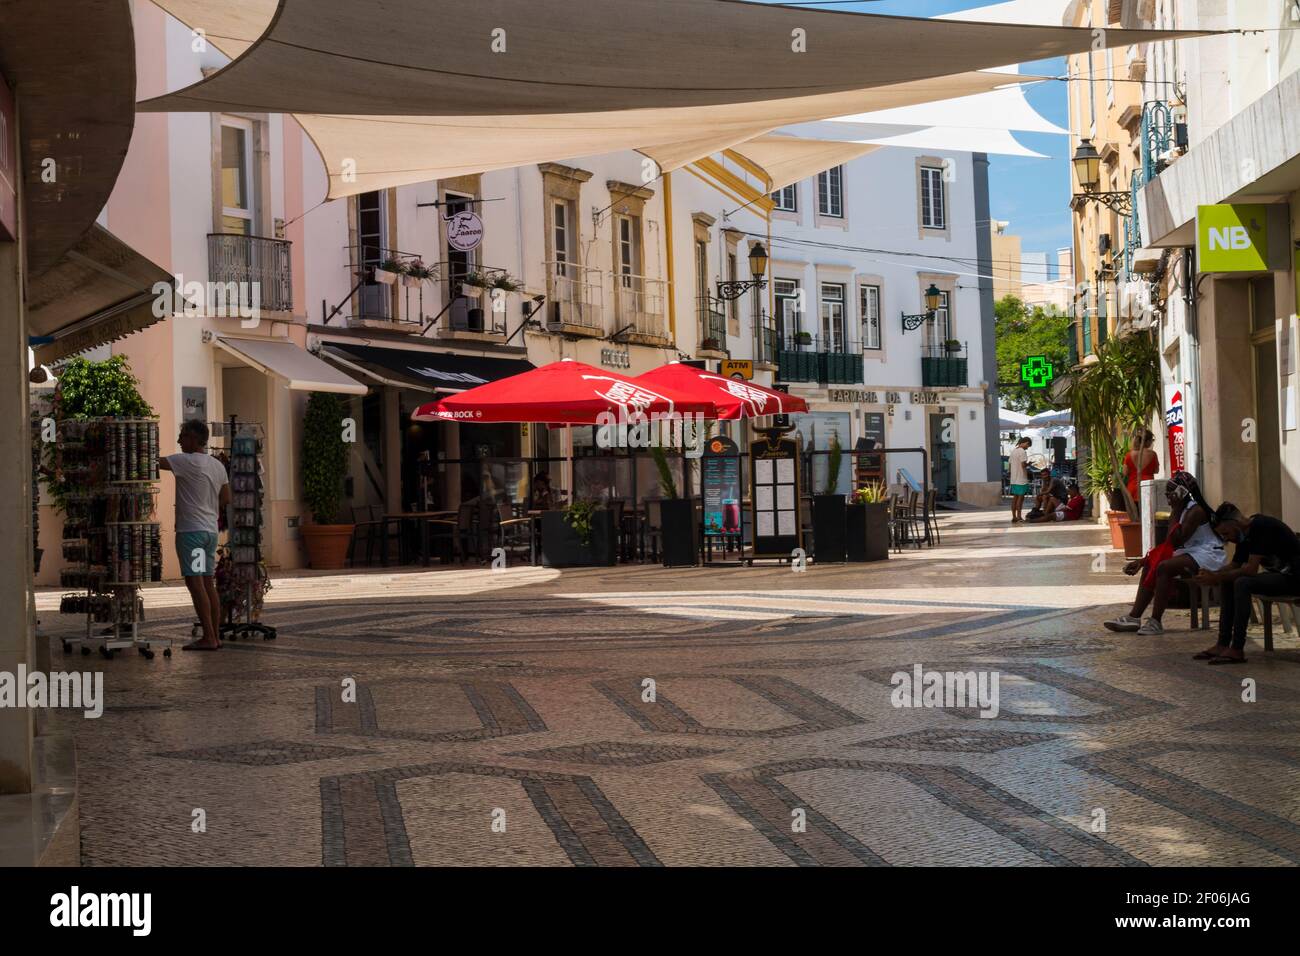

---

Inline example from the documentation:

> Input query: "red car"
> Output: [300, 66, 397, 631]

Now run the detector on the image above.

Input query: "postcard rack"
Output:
[56, 418, 171, 660]
[201, 416, 276, 641]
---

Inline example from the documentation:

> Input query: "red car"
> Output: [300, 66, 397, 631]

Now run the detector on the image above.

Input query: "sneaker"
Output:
[1136, 618, 1165, 636]
[1103, 615, 1141, 632]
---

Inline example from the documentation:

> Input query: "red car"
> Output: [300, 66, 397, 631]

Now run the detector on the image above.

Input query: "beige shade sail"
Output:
[141, 0, 1200, 116]
[212, 335, 367, 395]
[723, 136, 883, 192]
[29, 225, 174, 365]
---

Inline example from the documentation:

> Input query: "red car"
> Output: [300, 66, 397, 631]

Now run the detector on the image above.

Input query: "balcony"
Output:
[611, 273, 668, 342]
[207, 233, 292, 314]
[755, 312, 779, 368]
[435, 262, 514, 336]
[544, 261, 604, 336]
[697, 296, 727, 355]
[921, 343, 968, 388]
[776, 335, 863, 385]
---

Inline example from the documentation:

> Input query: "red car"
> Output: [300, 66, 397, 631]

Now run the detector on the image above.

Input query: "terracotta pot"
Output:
[301, 523, 355, 570]
[1106, 510, 1126, 550]
[1118, 519, 1144, 558]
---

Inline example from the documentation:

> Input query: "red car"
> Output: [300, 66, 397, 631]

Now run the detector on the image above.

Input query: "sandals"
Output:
[1192, 650, 1221, 660]
[1208, 655, 1247, 665]
[182, 641, 221, 651]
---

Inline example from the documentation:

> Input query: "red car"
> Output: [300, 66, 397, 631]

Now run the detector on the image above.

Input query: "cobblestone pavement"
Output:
[39, 511, 1300, 866]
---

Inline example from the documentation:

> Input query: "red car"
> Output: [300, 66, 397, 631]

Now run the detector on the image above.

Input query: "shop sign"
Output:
[1196, 204, 1267, 273]
[1020, 355, 1054, 389]
[1165, 389, 1186, 473]
[182, 387, 208, 423]
[909, 391, 941, 406]
[749, 432, 801, 558]
[828, 388, 882, 404]
[445, 210, 484, 252]
[0, 72, 15, 241]
[720, 359, 752, 380]
[885, 391, 902, 404]
[599, 346, 630, 369]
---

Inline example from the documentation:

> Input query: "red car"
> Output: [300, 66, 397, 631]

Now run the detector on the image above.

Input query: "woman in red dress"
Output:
[1122, 429, 1159, 508]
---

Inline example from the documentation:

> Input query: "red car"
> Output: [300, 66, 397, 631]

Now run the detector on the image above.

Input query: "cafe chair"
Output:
[424, 502, 476, 565]
[924, 487, 941, 546]
[644, 498, 663, 563]
[494, 500, 535, 566]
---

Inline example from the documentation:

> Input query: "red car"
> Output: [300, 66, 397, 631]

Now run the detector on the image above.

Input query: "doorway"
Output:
[928, 412, 957, 501]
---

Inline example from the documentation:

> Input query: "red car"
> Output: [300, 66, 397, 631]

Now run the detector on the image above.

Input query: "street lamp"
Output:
[717, 241, 769, 301]
[1070, 138, 1131, 216]
[901, 283, 943, 332]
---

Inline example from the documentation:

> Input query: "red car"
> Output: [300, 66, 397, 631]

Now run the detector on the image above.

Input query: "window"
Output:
[220, 119, 254, 235]
[772, 184, 797, 212]
[923, 288, 951, 350]
[774, 278, 801, 342]
[444, 191, 476, 283]
[860, 284, 881, 350]
[821, 282, 846, 352]
[695, 240, 709, 300]
[552, 199, 576, 275]
[615, 214, 641, 284]
[920, 166, 946, 230]
[817, 167, 843, 218]
[356, 190, 388, 318]
[727, 252, 739, 322]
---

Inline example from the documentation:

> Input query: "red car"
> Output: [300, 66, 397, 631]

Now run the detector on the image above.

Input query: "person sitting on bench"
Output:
[1104, 471, 1223, 635]
[1192, 504, 1300, 664]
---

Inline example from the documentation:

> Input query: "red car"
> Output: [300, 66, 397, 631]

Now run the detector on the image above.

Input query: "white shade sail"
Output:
[142, 0, 1208, 199]
[725, 135, 882, 192]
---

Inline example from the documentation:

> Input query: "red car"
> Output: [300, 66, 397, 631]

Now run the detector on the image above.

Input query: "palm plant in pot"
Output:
[1064, 332, 1160, 555]
[652, 445, 698, 567]
[812, 435, 848, 563]
[402, 260, 431, 288]
[847, 481, 890, 562]
[300, 391, 354, 569]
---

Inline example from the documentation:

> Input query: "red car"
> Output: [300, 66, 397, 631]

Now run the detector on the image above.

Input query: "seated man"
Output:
[1193, 504, 1300, 664]
[1027, 469, 1068, 520]
[1057, 482, 1086, 521]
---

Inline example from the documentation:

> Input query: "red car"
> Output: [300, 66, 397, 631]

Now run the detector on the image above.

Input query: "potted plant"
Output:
[460, 271, 492, 297]
[490, 273, 523, 293]
[812, 435, 847, 563]
[794, 330, 813, 349]
[300, 391, 354, 569]
[541, 499, 617, 567]
[403, 260, 432, 288]
[847, 481, 890, 562]
[944, 338, 962, 354]
[700, 337, 721, 352]
[653, 445, 698, 567]
[374, 257, 402, 285]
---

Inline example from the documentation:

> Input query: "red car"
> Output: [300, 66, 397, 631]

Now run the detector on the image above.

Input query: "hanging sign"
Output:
[1196, 204, 1268, 273]
[1165, 389, 1186, 473]
[749, 430, 802, 558]
[445, 210, 484, 252]
[701, 436, 741, 537]
[720, 359, 753, 380]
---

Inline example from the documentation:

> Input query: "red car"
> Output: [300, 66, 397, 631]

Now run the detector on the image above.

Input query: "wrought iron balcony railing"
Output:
[544, 261, 604, 333]
[775, 334, 863, 385]
[921, 342, 968, 388]
[697, 296, 727, 352]
[611, 272, 667, 339]
[207, 233, 293, 313]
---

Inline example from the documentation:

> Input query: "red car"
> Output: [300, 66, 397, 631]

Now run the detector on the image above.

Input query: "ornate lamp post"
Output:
[1071, 138, 1132, 216]
[901, 283, 942, 333]
[716, 241, 768, 301]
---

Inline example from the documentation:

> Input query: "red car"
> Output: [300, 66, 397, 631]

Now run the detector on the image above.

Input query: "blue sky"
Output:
[760, 0, 1072, 269]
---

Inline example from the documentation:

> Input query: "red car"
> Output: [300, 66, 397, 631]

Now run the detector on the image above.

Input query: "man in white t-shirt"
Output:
[1008, 437, 1032, 523]
[160, 420, 230, 650]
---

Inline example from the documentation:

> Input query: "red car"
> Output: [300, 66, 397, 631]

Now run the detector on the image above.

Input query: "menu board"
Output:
[701, 436, 741, 537]
[750, 432, 802, 558]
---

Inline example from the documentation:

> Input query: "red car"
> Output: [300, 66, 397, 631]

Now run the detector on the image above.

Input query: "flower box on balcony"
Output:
[700, 337, 721, 352]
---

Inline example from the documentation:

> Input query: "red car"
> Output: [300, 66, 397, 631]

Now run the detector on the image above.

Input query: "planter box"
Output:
[374, 268, 399, 285]
[812, 494, 847, 563]
[401, 274, 423, 288]
[846, 502, 890, 562]
[466, 307, 486, 332]
[541, 509, 617, 567]
[1118, 518, 1144, 558]
[1106, 510, 1126, 550]
[660, 498, 699, 567]
[302, 524, 355, 570]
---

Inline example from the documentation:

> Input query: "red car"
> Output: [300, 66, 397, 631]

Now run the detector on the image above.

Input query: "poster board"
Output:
[749, 431, 802, 558]
[702, 435, 741, 537]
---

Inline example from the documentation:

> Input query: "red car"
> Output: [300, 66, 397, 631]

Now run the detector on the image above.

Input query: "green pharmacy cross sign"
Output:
[1020, 356, 1054, 390]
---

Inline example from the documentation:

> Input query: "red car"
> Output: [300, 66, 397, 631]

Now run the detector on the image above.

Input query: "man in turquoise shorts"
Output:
[160, 420, 230, 650]
[1008, 436, 1032, 523]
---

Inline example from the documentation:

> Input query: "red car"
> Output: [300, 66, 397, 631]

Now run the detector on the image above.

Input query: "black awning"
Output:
[322, 342, 533, 392]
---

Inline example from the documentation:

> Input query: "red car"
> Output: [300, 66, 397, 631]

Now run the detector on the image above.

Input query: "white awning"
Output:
[723, 136, 882, 192]
[212, 336, 367, 395]
[142, 0, 1209, 199]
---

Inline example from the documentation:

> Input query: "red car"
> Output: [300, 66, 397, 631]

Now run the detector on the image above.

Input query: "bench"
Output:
[1257, 595, 1300, 653]
[1188, 583, 1219, 630]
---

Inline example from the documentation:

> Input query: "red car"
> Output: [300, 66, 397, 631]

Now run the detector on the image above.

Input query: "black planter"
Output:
[812, 494, 847, 563]
[541, 509, 617, 567]
[659, 498, 699, 567]
[846, 502, 890, 562]
[467, 307, 485, 332]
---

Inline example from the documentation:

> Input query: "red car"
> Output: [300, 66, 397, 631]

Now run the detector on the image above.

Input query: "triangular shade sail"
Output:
[634, 364, 809, 420]
[720, 136, 882, 192]
[143, 0, 1208, 198]
[142, 1, 1196, 116]
[411, 360, 718, 425]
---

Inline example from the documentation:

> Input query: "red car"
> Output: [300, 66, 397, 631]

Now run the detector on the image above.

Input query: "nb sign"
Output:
[1197, 204, 1269, 273]
[1207, 226, 1251, 251]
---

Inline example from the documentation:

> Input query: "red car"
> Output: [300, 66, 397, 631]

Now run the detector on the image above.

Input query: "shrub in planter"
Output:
[847, 483, 890, 562]
[541, 502, 617, 567]
[700, 338, 721, 352]
[374, 257, 402, 285]
[402, 261, 430, 288]
[300, 391, 354, 569]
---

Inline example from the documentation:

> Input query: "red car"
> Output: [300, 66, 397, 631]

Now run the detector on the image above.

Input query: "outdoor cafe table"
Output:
[385, 511, 455, 565]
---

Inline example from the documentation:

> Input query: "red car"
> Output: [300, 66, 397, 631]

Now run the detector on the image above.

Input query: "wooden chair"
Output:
[495, 500, 535, 566]
[644, 498, 663, 563]
[1257, 595, 1300, 652]
[372, 505, 405, 566]
[424, 502, 476, 565]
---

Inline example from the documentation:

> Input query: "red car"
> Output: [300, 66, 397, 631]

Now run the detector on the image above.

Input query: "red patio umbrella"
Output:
[634, 362, 808, 419]
[410, 358, 717, 424]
